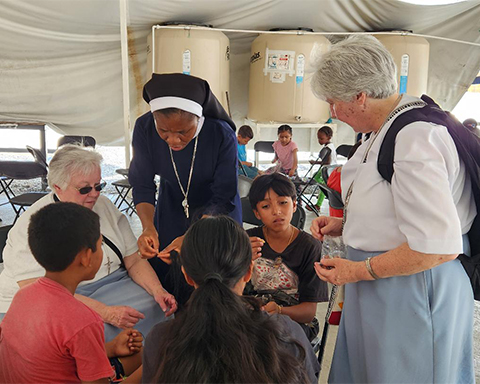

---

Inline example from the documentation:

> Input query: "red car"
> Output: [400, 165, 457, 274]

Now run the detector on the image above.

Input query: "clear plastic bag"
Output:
[321, 235, 346, 260]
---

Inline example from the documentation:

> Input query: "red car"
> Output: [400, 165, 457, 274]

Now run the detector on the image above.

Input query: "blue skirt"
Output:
[329, 247, 474, 383]
[76, 268, 166, 342]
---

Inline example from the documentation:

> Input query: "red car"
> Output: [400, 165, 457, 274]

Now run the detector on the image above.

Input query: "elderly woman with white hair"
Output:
[0, 145, 175, 341]
[310, 35, 475, 383]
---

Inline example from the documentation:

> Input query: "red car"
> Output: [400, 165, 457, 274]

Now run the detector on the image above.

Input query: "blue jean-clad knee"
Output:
[76, 268, 166, 342]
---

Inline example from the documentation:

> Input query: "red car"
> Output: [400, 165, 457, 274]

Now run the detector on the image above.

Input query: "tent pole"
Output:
[119, 0, 131, 167]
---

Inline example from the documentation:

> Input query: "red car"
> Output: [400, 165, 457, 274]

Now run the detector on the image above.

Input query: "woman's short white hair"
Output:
[48, 144, 103, 190]
[311, 34, 398, 102]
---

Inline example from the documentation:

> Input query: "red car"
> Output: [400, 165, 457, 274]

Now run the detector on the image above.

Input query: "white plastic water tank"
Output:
[374, 34, 430, 97]
[248, 31, 331, 123]
[147, 25, 230, 110]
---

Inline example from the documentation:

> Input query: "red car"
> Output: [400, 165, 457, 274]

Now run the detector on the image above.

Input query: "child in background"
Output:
[307, 126, 338, 212]
[237, 124, 261, 179]
[0, 202, 143, 384]
[310, 126, 337, 167]
[246, 173, 328, 341]
[266, 125, 298, 177]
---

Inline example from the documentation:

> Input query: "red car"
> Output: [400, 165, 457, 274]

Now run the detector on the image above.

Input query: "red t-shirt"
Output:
[0, 278, 114, 383]
[327, 167, 343, 218]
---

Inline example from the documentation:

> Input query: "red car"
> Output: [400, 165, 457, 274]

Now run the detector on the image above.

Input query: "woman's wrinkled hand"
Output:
[108, 329, 143, 357]
[314, 258, 361, 286]
[137, 227, 159, 259]
[104, 305, 145, 329]
[157, 235, 184, 264]
[310, 216, 343, 241]
[153, 287, 177, 317]
[249, 236, 265, 260]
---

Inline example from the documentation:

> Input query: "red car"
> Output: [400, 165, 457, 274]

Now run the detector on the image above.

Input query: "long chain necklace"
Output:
[169, 137, 198, 218]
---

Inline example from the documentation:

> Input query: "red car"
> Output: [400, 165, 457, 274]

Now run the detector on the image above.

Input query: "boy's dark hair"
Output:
[249, 173, 296, 210]
[277, 124, 293, 135]
[28, 202, 101, 272]
[319, 125, 333, 137]
[238, 125, 254, 139]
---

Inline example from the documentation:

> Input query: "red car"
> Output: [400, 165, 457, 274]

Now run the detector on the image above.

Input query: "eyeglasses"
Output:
[74, 181, 106, 195]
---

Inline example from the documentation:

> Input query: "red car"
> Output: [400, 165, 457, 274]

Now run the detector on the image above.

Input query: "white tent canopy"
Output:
[1, 0, 480, 146]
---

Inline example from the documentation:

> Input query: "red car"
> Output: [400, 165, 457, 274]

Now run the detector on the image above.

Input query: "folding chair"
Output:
[57, 135, 96, 148]
[321, 164, 340, 185]
[0, 176, 15, 222]
[111, 179, 136, 216]
[26, 145, 49, 190]
[26, 145, 48, 169]
[294, 147, 334, 215]
[0, 177, 14, 200]
[0, 224, 13, 263]
[317, 183, 344, 210]
[238, 160, 248, 177]
[253, 141, 275, 168]
[0, 161, 48, 223]
[336, 144, 354, 158]
[238, 175, 253, 198]
[115, 168, 129, 178]
[241, 196, 306, 230]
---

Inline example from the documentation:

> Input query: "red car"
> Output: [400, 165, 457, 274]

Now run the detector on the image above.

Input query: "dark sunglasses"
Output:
[74, 181, 106, 195]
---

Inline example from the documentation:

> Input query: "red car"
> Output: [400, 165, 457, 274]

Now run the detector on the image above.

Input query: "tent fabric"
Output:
[1, 0, 480, 145]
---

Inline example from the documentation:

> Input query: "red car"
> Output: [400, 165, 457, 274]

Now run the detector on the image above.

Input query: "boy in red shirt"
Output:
[0, 202, 142, 383]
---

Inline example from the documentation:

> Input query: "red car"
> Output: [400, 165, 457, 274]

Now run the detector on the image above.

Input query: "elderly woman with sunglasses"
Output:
[0, 145, 174, 341]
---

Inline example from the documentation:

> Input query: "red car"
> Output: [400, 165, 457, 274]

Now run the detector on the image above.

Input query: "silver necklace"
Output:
[169, 137, 198, 218]
[102, 240, 113, 274]
[104, 254, 113, 275]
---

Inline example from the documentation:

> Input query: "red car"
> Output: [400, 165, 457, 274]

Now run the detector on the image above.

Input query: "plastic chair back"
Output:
[254, 141, 275, 167]
[317, 184, 344, 210]
[254, 141, 275, 153]
[0, 225, 13, 263]
[320, 164, 341, 184]
[238, 175, 253, 198]
[238, 160, 248, 177]
[0, 161, 47, 180]
[336, 144, 354, 158]
[26, 146, 48, 169]
[57, 135, 96, 148]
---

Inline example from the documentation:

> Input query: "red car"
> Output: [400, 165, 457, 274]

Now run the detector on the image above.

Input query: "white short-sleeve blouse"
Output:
[341, 94, 476, 254]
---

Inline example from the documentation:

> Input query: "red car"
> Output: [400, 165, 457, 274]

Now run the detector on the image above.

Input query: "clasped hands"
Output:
[105, 328, 143, 358]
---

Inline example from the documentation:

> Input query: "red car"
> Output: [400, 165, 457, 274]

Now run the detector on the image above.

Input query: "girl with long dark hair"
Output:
[141, 216, 319, 383]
